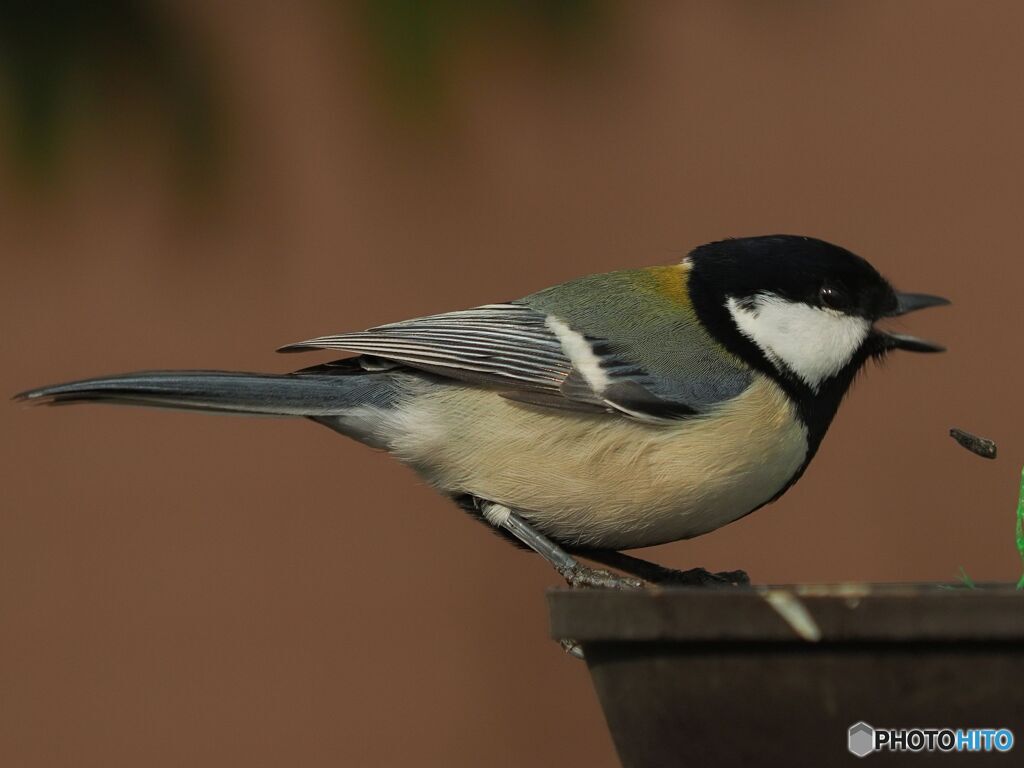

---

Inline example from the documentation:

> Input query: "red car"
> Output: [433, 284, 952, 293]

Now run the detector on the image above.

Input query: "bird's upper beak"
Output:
[878, 292, 950, 353]
[889, 292, 951, 317]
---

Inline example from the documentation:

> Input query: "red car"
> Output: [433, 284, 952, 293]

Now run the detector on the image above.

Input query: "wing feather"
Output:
[280, 303, 573, 393]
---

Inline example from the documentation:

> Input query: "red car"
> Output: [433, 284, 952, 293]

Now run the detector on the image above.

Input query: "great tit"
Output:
[16, 235, 948, 588]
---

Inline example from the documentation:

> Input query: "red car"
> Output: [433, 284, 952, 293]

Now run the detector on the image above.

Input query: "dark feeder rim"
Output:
[548, 583, 1024, 644]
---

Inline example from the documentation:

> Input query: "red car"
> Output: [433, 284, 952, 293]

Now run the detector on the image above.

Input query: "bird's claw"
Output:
[554, 565, 638, 661]
[559, 564, 643, 590]
[647, 566, 750, 586]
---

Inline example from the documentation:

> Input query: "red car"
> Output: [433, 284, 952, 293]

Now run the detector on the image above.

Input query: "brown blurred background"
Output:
[2, 2, 1022, 766]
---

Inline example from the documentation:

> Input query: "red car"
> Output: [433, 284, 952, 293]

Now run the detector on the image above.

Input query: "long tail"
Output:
[14, 371, 365, 417]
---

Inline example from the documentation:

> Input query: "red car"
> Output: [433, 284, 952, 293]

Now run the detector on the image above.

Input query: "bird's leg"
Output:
[480, 503, 641, 590]
[581, 549, 750, 587]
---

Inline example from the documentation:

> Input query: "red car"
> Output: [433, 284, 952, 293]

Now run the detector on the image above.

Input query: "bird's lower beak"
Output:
[879, 332, 946, 353]
[878, 291, 950, 353]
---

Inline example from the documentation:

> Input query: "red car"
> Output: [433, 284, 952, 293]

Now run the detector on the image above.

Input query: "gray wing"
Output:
[279, 302, 743, 422]
[280, 304, 571, 393]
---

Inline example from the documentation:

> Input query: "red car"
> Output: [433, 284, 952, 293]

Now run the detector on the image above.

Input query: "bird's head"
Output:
[686, 235, 949, 396]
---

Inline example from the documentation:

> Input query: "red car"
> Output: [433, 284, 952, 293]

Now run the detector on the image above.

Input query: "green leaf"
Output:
[1016, 466, 1024, 589]
[957, 566, 976, 589]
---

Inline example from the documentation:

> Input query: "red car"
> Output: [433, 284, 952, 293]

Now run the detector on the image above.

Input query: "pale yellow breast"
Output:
[389, 375, 808, 549]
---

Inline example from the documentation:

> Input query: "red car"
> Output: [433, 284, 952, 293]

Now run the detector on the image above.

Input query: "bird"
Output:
[15, 235, 948, 589]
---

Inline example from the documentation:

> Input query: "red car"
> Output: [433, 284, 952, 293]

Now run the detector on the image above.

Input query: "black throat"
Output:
[687, 264, 883, 461]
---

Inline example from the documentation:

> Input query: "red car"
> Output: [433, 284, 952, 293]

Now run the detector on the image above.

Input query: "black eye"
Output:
[819, 285, 846, 310]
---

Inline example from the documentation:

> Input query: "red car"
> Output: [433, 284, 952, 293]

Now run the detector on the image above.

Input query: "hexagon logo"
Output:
[848, 722, 875, 758]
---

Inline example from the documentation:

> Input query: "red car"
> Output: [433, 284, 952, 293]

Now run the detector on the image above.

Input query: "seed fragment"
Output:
[949, 428, 997, 459]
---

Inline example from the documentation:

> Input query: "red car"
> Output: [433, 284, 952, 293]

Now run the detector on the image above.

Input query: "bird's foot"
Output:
[555, 564, 640, 661]
[576, 550, 750, 588]
[559, 564, 643, 590]
[647, 566, 750, 587]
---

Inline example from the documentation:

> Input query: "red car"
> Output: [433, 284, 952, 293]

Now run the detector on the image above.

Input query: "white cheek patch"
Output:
[726, 295, 871, 390]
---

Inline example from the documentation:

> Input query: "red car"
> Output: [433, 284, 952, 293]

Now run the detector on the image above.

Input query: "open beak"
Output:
[878, 292, 950, 353]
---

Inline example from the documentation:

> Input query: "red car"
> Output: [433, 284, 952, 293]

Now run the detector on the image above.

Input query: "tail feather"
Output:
[14, 371, 363, 417]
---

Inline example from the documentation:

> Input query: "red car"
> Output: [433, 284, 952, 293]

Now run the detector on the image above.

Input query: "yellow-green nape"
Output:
[641, 264, 694, 312]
